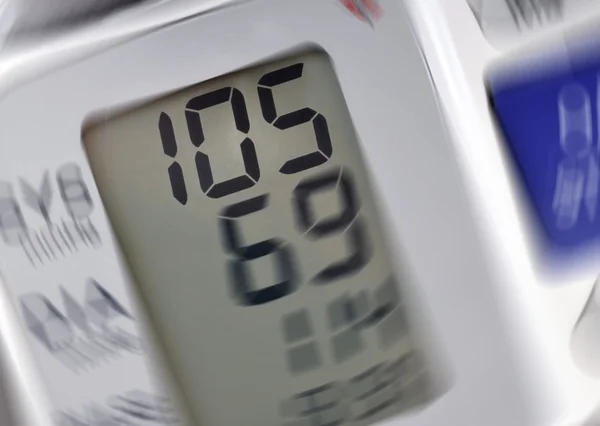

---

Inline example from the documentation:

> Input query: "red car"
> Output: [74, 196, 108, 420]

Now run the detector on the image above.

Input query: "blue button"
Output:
[490, 53, 600, 248]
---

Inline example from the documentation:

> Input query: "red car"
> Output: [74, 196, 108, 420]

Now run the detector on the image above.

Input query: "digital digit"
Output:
[186, 87, 260, 199]
[293, 167, 371, 283]
[159, 112, 188, 205]
[219, 195, 299, 306]
[258, 63, 333, 174]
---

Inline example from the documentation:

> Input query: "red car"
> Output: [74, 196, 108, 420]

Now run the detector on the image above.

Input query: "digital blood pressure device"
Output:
[0, 0, 598, 425]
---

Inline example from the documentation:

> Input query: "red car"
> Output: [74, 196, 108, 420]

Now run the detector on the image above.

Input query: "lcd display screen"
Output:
[84, 51, 432, 426]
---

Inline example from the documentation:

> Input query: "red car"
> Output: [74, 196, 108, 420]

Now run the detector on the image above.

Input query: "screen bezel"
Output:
[0, 0, 534, 424]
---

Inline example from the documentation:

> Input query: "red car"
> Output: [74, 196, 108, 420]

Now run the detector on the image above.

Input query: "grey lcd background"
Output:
[84, 52, 431, 426]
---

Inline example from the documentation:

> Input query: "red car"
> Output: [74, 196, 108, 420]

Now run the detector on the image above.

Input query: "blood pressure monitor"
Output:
[85, 50, 434, 426]
[0, 0, 598, 425]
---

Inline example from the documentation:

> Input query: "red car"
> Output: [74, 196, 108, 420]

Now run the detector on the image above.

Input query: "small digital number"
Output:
[219, 195, 299, 306]
[258, 63, 333, 174]
[293, 167, 371, 283]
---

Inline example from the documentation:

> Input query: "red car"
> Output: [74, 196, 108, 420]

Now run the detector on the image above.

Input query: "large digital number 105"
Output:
[159, 63, 333, 203]
[159, 62, 371, 306]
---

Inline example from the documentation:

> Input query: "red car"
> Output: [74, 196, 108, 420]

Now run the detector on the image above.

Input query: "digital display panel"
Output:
[489, 50, 600, 249]
[84, 51, 432, 426]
